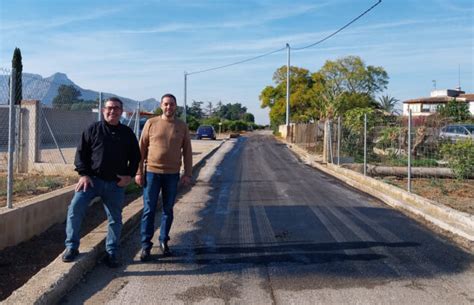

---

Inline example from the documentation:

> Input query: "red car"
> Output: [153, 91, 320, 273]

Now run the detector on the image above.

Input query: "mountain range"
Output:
[0, 72, 158, 112]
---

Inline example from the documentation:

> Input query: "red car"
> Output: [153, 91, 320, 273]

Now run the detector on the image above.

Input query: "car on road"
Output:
[196, 125, 216, 140]
[439, 124, 474, 142]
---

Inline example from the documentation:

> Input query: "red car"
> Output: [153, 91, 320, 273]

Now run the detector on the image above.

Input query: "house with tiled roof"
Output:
[402, 89, 474, 116]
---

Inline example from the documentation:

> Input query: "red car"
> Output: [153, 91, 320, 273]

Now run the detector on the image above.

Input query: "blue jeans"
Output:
[65, 177, 125, 255]
[141, 172, 180, 250]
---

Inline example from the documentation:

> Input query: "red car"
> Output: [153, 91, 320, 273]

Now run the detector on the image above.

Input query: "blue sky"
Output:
[0, 0, 472, 124]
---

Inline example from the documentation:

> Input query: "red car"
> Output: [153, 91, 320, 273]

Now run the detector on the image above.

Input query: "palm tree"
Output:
[378, 95, 400, 115]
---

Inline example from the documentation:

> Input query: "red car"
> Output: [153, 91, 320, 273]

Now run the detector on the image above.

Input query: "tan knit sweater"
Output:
[137, 116, 192, 176]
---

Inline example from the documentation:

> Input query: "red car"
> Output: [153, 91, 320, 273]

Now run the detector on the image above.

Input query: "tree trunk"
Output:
[340, 164, 468, 179]
[322, 120, 328, 163]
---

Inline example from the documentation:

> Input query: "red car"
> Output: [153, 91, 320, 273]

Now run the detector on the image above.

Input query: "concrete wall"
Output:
[19, 101, 40, 172]
[279, 124, 296, 142]
[40, 107, 96, 147]
[278, 124, 287, 139]
[0, 107, 8, 149]
[0, 186, 74, 251]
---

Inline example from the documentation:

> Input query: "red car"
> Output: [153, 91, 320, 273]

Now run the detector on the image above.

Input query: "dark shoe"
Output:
[160, 241, 171, 257]
[140, 248, 151, 262]
[62, 248, 79, 262]
[104, 253, 120, 268]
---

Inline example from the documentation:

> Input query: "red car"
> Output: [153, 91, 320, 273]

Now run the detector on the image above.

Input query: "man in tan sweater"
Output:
[135, 93, 192, 261]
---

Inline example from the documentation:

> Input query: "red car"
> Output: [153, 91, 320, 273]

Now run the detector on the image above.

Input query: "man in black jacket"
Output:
[62, 97, 141, 267]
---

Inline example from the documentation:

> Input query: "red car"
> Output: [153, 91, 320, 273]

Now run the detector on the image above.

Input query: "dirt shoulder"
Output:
[0, 190, 141, 301]
[0, 173, 77, 208]
[0, 138, 224, 301]
[379, 177, 474, 215]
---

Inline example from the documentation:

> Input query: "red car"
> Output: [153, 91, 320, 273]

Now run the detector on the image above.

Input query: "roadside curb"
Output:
[3, 140, 225, 305]
[284, 141, 474, 246]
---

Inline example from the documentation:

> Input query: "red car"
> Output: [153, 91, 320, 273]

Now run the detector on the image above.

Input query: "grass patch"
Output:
[125, 182, 142, 194]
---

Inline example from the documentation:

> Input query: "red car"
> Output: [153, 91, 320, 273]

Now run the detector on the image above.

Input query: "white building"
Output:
[403, 89, 474, 116]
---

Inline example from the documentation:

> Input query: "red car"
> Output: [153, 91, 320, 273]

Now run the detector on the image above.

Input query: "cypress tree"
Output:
[12, 47, 23, 105]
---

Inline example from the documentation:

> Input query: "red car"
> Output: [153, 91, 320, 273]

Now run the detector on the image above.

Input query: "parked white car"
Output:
[439, 124, 474, 142]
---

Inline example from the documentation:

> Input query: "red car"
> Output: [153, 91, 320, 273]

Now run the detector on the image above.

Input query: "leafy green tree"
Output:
[215, 102, 248, 121]
[343, 107, 379, 133]
[187, 115, 200, 131]
[228, 120, 248, 132]
[70, 101, 97, 111]
[437, 98, 471, 122]
[317, 56, 387, 98]
[312, 56, 388, 120]
[12, 47, 23, 105]
[200, 117, 221, 131]
[52, 85, 82, 110]
[441, 139, 474, 180]
[378, 95, 400, 114]
[260, 66, 315, 127]
[242, 113, 255, 123]
[189, 100, 204, 119]
[205, 101, 213, 117]
[260, 57, 388, 128]
[214, 101, 223, 117]
[342, 107, 381, 161]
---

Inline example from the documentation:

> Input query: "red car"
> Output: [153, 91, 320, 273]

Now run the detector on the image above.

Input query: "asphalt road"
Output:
[61, 132, 474, 305]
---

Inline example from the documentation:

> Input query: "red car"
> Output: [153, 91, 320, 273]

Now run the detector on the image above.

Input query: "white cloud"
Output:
[119, 3, 329, 34]
[0, 8, 123, 31]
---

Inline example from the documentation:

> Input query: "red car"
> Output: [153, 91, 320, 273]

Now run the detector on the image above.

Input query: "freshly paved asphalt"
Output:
[61, 132, 474, 304]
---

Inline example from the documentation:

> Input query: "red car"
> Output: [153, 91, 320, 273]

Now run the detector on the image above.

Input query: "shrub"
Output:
[228, 120, 248, 132]
[440, 140, 474, 180]
[375, 126, 403, 149]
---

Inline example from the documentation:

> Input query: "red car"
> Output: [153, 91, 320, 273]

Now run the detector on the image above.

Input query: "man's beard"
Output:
[164, 110, 175, 117]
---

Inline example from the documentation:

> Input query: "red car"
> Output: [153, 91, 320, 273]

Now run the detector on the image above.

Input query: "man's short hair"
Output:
[105, 97, 123, 108]
[161, 93, 177, 104]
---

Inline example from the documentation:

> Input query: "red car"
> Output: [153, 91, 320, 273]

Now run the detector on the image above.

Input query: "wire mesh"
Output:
[0, 68, 11, 207]
[38, 105, 97, 165]
[286, 112, 473, 211]
[0, 69, 145, 207]
[0, 69, 11, 169]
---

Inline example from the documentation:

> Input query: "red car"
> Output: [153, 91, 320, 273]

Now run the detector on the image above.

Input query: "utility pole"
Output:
[286, 43, 290, 126]
[183, 72, 188, 123]
[457, 64, 461, 91]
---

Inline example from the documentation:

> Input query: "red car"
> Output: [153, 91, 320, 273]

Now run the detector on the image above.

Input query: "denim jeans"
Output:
[141, 172, 180, 250]
[65, 177, 125, 255]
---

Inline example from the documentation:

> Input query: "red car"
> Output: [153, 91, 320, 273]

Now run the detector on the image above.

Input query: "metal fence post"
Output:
[364, 113, 367, 176]
[337, 116, 341, 165]
[328, 120, 334, 163]
[134, 102, 140, 139]
[98, 92, 103, 121]
[14, 104, 21, 173]
[7, 69, 16, 208]
[407, 109, 412, 192]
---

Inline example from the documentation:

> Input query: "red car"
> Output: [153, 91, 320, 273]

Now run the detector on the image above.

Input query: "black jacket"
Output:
[74, 121, 141, 181]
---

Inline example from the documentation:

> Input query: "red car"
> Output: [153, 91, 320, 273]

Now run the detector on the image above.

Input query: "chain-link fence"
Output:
[0, 68, 145, 208]
[38, 106, 97, 165]
[0, 68, 11, 172]
[287, 112, 474, 212]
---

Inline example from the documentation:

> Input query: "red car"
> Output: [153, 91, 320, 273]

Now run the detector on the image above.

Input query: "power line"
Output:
[187, 47, 286, 76]
[293, 0, 382, 51]
[186, 0, 382, 76]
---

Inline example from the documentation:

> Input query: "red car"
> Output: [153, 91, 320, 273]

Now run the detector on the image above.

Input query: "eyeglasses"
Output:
[104, 106, 122, 111]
